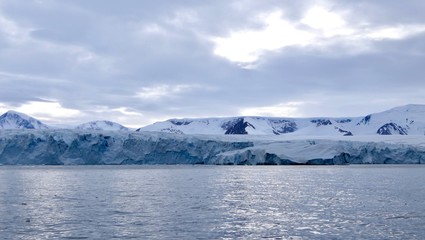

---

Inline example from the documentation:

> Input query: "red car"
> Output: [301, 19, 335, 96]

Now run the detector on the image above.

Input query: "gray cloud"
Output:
[0, 0, 424, 127]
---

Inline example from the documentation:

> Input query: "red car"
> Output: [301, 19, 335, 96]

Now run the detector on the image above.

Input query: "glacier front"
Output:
[0, 130, 424, 165]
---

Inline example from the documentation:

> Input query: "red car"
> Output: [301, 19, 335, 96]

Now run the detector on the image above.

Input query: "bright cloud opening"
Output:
[301, 6, 346, 30]
[240, 102, 305, 117]
[365, 25, 425, 40]
[91, 106, 143, 116]
[213, 11, 314, 64]
[212, 6, 425, 65]
[16, 101, 81, 120]
[136, 84, 197, 101]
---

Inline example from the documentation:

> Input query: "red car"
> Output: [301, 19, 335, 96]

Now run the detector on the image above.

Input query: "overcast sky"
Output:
[0, 0, 424, 127]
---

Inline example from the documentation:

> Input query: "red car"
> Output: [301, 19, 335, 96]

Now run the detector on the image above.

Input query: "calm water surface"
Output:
[0, 165, 424, 239]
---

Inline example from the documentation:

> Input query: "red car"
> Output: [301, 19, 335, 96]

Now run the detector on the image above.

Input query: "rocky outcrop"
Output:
[377, 123, 408, 135]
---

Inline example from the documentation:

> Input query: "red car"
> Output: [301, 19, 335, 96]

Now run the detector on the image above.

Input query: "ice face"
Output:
[0, 130, 424, 165]
[0, 130, 253, 165]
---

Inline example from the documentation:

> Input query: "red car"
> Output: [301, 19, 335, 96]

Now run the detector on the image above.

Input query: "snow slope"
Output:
[2, 104, 424, 136]
[0, 111, 130, 131]
[0, 130, 424, 165]
[140, 104, 425, 136]
[75, 121, 128, 131]
[0, 111, 49, 130]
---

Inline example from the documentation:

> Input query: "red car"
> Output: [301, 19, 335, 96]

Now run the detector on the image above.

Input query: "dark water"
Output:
[0, 165, 424, 239]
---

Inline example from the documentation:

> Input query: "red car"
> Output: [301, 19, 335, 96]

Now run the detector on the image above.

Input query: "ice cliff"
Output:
[0, 130, 424, 165]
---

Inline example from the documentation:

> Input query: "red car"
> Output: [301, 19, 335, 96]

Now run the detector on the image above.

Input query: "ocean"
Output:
[0, 165, 424, 239]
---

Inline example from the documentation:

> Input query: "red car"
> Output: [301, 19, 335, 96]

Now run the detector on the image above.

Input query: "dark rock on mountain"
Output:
[337, 127, 353, 136]
[311, 119, 332, 126]
[357, 114, 372, 125]
[222, 118, 255, 135]
[336, 119, 352, 123]
[376, 123, 408, 135]
[170, 120, 192, 126]
[269, 119, 297, 134]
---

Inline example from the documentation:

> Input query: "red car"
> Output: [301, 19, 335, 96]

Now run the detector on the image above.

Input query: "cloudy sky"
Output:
[0, 0, 424, 128]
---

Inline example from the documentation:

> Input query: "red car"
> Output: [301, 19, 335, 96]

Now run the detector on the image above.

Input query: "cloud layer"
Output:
[0, 0, 424, 127]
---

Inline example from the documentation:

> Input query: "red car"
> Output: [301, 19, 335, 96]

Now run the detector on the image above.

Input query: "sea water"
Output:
[0, 165, 424, 239]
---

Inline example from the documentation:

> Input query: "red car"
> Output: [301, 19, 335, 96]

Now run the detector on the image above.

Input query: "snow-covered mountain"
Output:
[0, 111, 129, 131]
[0, 111, 49, 130]
[2, 104, 425, 136]
[75, 120, 128, 131]
[139, 104, 425, 136]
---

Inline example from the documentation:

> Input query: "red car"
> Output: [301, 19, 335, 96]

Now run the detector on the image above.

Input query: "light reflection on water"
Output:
[0, 165, 424, 239]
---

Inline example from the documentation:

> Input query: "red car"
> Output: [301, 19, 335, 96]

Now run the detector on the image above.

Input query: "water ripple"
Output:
[0, 165, 424, 239]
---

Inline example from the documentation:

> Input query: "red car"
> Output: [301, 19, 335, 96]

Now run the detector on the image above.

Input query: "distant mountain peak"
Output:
[3, 110, 31, 118]
[75, 120, 128, 131]
[0, 110, 49, 130]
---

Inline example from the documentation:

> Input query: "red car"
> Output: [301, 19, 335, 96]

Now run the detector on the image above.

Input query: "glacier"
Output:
[0, 129, 424, 165]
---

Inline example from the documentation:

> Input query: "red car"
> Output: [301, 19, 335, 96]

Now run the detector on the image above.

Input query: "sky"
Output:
[0, 0, 425, 128]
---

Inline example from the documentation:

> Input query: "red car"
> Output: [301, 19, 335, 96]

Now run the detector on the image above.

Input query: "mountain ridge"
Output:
[2, 104, 425, 136]
[140, 104, 425, 136]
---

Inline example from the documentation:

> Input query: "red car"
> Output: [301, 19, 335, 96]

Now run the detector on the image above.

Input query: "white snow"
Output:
[0, 110, 49, 130]
[2, 104, 425, 136]
[140, 104, 425, 136]
[75, 120, 128, 131]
